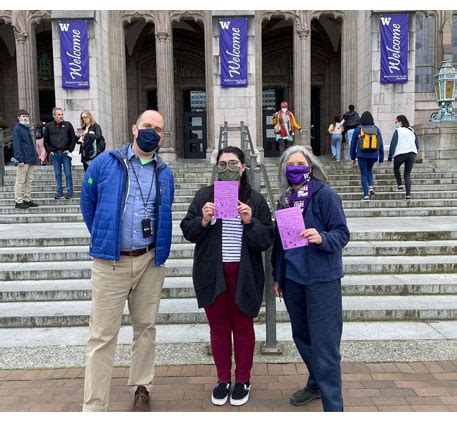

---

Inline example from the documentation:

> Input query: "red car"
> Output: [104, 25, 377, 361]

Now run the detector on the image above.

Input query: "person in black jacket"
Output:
[12, 109, 39, 209]
[180, 146, 274, 407]
[76, 110, 104, 172]
[342, 104, 360, 161]
[44, 107, 76, 199]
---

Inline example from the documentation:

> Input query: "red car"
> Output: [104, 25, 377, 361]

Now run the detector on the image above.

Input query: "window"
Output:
[453, 14, 457, 65]
[415, 13, 436, 92]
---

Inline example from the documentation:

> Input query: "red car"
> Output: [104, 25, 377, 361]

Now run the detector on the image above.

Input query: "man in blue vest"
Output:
[12, 109, 39, 209]
[80, 110, 174, 412]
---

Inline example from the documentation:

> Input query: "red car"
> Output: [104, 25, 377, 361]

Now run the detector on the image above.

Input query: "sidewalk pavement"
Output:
[1, 361, 457, 412]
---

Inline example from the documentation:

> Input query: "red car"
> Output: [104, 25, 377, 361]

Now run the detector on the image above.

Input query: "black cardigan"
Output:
[180, 185, 274, 318]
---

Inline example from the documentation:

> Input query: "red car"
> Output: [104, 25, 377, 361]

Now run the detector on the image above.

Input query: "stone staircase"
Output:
[1, 157, 457, 367]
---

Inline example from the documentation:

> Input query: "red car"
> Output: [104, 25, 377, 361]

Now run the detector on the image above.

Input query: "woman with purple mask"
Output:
[271, 145, 350, 412]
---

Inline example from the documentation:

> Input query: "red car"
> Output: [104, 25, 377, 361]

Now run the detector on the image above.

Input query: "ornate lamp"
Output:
[431, 60, 457, 122]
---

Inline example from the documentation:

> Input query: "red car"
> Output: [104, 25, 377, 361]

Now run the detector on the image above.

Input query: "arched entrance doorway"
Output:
[311, 15, 342, 156]
[0, 21, 17, 128]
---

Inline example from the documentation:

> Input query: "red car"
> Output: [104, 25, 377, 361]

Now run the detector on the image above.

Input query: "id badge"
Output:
[141, 218, 153, 238]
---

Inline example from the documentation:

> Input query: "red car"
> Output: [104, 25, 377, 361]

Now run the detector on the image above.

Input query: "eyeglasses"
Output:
[82, 115, 89, 119]
[217, 160, 241, 170]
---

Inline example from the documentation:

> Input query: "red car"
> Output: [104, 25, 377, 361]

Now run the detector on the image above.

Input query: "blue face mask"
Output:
[136, 128, 161, 153]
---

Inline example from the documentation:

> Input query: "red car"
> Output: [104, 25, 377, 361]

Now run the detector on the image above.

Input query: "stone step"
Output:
[1, 255, 457, 281]
[2, 274, 457, 302]
[344, 207, 457, 218]
[2, 321, 457, 351]
[2, 240, 457, 263]
[0, 294, 456, 328]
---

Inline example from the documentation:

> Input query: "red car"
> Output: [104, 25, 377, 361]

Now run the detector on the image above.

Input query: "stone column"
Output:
[204, 11, 215, 157]
[109, 11, 129, 148]
[13, 17, 40, 121]
[154, 11, 176, 162]
[293, 11, 311, 149]
[341, 10, 357, 113]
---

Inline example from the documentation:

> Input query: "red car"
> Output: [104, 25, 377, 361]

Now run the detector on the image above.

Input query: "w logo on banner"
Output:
[59, 23, 70, 31]
[219, 21, 230, 29]
[380, 17, 391, 26]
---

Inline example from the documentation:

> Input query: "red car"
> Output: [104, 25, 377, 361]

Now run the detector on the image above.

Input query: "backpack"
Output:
[358, 127, 378, 152]
[96, 135, 106, 154]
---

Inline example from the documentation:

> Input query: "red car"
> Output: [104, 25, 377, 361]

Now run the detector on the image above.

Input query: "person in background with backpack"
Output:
[350, 111, 384, 201]
[76, 111, 105, 172]
[388, 115, 419, 201]
[328, 116, 345, 162]
[342, 105, 360, 161]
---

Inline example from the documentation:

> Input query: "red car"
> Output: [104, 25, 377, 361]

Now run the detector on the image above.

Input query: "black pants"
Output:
[393, 152, 416, 196]
[278, 138, 294, 156]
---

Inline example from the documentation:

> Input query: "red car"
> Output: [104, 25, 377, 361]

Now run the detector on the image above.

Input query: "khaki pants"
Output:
[14, 164, 35, 203]
[83, 251, 165, 412]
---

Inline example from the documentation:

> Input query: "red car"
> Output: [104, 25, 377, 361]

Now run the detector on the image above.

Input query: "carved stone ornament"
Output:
[11, 10, 50, 41]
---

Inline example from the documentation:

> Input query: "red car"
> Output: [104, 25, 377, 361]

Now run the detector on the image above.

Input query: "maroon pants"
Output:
[204, 262, 255, 383]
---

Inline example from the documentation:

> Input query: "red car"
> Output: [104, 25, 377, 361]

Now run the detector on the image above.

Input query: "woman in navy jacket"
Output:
[272, 145, 350, 412]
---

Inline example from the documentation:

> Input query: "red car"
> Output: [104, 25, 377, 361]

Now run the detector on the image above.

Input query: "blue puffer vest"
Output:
[79, 144, 174, 266]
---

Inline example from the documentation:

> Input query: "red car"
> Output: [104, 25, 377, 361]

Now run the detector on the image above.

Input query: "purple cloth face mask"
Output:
[286, 165, 311, 185]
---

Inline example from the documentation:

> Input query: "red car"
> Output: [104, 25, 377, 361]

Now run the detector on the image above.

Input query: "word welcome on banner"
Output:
[59, 20, 89, 89]
[380, 14, 408, 84]
[219, 17, 248, 87]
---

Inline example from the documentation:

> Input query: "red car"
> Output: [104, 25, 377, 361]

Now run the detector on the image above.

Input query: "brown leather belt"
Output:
[120, 243, 155, 257]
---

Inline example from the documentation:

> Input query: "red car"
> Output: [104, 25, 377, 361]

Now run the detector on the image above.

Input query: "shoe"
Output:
[132, 385, 150, 411]
[54, 195, 64, 200]
[362, 196, 370, 201]
[230, 382, 250, 406]
[290, 387, 321, 406]
[211, 381, 231, 405]
[23, 201, 39, 207]
[396, 185, 405, 191]
[405, 195, 411, 200]
[368, 186, 376, 195]
[65, 194, 73, 199]
[15, 202, 29, 209]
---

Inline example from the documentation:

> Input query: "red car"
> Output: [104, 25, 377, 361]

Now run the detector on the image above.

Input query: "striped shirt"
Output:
[222, 216, 243, 262]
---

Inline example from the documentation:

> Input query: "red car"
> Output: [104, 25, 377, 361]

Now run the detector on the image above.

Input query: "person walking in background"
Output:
[272, 101, 301, 156]
[80, 110, 174, 412]
[12, 109, 39, 209]
[35, 120, 47, 165]
[76, 111, 105, 171]
[388, 115, 419, 201]
[271, 145, 350, 412]
[328, 116, 345, 162]
[342, 104, 360, 161]
[350, 111, 384, 201]
[180, 146, 274, 407]
[44, 107, 76, 199]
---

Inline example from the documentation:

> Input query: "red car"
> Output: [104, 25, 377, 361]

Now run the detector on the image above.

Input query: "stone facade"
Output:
[0, 9, 456, 163]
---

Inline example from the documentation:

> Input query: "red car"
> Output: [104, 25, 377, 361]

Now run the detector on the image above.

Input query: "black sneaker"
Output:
[230, 382, 250, 406]
[368, 186, 376, 195]
[211, 381, 231, 406]
[396, 185, 405, 191]
[405, 195, 411, 200]
[65, 194, 73, 199]
[23, 201, 39, 207]
[290, 387, 321, 406]
[54, 195, 64, 200]
[15, 202, 29, 209]
[362, 196, 370, 201]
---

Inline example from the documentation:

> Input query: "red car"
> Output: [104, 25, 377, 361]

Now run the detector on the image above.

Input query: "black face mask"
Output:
[136, 128, 161, 153]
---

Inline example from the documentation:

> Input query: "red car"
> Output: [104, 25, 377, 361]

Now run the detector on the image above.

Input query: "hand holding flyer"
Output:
[275, 207, 308, 250]
[214, 181, 239, 219]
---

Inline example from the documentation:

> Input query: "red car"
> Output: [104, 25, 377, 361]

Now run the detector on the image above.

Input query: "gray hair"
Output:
[52, 107, 63, 116]
[278, 145, 327, 191]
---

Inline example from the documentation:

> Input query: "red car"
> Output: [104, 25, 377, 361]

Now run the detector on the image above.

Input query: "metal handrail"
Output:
[239, 122, 282, 355]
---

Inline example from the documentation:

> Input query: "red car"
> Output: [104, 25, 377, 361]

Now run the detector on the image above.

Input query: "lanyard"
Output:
[129, 159, 156, 218]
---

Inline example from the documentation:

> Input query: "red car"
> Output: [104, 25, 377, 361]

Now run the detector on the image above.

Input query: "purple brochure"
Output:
[275, 207, 308, 250]
[214, 181, 239, 219]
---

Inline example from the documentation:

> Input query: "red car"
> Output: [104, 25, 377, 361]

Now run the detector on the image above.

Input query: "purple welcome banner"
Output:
[380, 14, 408, 84]
[219, 17, 248, 87]
[59, 20, 89, 89]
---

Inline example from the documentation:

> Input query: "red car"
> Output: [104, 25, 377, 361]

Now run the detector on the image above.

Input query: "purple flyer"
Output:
[214, 181, 239, 219]
[275, 207, 308, 250]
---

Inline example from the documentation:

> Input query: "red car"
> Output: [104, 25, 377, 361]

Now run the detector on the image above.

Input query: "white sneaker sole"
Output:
[211, 394, 229, 406]
[230, 392, 250, 406]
